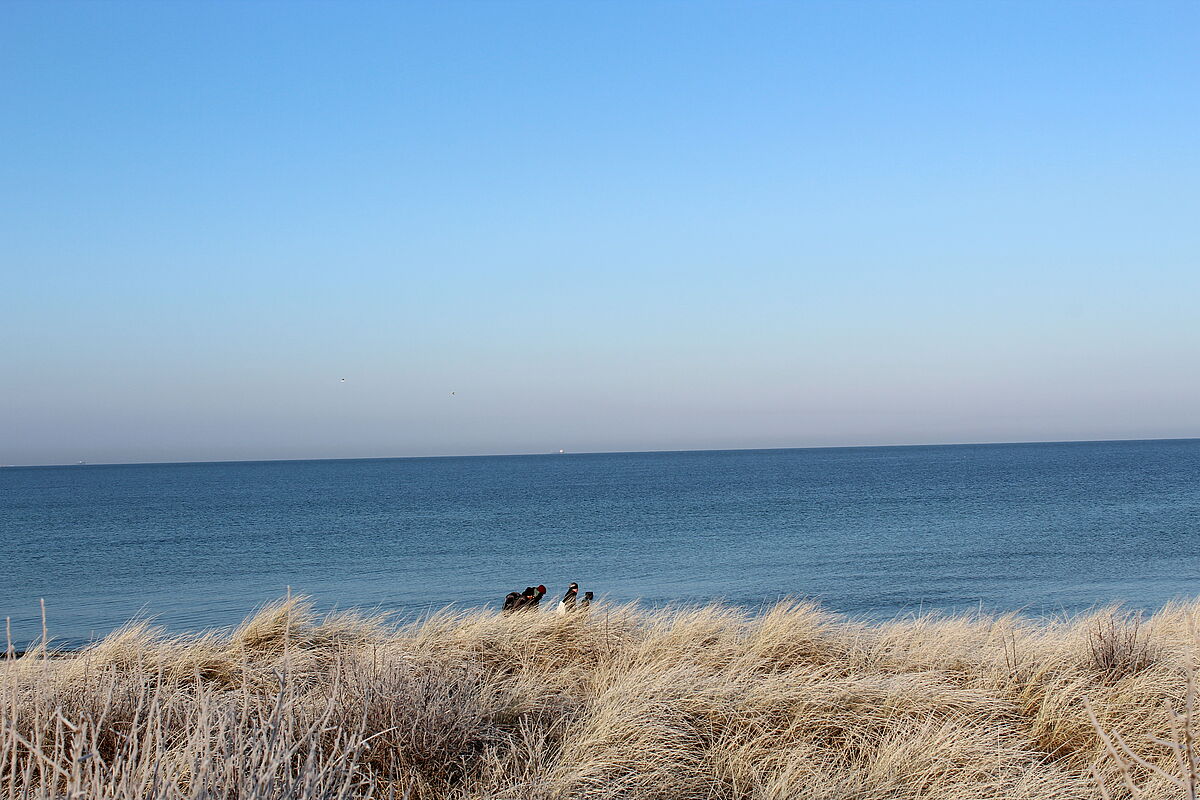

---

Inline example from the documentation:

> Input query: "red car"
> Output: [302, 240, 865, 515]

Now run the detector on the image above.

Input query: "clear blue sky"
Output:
[2, 1, 1197, 465]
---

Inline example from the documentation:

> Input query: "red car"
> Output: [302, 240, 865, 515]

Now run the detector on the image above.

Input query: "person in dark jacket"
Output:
[502, 591, 522, 614]
[528, 585, 547, 608]
[580, 591, 593, 609]
[556, 582, 579, 614]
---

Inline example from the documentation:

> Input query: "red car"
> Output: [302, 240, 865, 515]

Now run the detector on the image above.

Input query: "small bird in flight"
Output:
[340, 378, 346, 383]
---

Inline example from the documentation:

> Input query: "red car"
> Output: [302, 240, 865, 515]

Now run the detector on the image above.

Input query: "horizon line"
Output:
[3, 435, 1197, 469]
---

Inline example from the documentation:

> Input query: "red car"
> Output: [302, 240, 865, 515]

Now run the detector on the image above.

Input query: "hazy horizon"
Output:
[6, 435, 1199, 470]
[4, 1, 1198, 467]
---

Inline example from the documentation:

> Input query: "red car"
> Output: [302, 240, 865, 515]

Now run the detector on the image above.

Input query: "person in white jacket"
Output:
[556, 582, 579, 614]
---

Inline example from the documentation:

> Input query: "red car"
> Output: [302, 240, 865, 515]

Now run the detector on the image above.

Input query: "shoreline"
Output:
[6, 593, 1191, 660]
[7, 592, 1196, 660]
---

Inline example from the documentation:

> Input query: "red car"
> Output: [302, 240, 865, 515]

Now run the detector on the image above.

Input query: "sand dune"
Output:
[3, 596, 1196, 798]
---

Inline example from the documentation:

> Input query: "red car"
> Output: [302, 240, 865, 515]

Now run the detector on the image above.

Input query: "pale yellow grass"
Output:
[3, 596, 1198, 799]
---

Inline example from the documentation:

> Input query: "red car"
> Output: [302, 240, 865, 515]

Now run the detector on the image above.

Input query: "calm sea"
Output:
[2, 439, 1199, 649]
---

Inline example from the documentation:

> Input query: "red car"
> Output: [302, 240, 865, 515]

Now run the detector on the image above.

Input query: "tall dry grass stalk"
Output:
[3, 597, 1200, 799]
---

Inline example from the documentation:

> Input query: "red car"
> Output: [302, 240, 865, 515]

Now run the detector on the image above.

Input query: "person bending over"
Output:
[502, 591, 522, 614]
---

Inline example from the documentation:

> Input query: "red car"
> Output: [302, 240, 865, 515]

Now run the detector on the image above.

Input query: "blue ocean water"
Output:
[2, 439, 1199, 649]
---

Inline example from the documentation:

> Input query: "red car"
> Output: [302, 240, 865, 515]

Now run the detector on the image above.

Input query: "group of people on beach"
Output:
[502, 582, 593, 614]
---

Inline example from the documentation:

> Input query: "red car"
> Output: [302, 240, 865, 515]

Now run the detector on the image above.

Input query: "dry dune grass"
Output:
[3, 596, 1199, 799]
